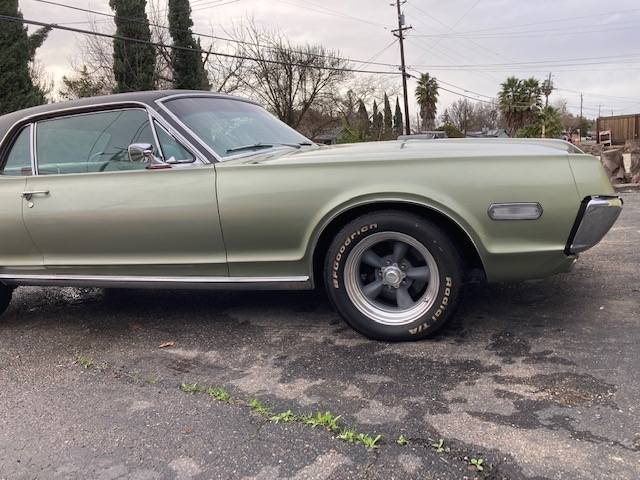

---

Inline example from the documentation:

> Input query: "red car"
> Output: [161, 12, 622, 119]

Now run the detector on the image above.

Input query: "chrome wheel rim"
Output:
[344, 232, 440, 326]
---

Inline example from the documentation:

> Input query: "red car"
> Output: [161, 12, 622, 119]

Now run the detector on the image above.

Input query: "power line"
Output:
[273, 0, 388, 29]
[28, 0, 399, 68]
[0, 14, 401, 75]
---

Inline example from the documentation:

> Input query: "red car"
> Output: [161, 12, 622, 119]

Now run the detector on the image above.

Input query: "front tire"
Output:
[325, 211, 462, 341]
[0, 283, 13, 318]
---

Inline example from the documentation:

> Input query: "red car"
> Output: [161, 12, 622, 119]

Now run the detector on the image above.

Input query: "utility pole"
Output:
[598, 104, 602, 118]
[392, 0, 412, 135]
[580, 93, 583, 120]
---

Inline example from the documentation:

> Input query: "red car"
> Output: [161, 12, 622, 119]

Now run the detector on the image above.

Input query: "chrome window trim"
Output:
[1, 100, 212, 169]
[0, 123, 34, 176]
[154, 97, 223, 162]
[146, 107, 209, 165]
[30, 123, 38, 176]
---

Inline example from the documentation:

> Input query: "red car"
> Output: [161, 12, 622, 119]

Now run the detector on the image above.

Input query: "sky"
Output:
[17, 0, 640, 119]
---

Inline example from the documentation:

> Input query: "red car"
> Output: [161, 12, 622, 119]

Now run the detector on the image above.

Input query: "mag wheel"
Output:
[325, 211, 462, 341]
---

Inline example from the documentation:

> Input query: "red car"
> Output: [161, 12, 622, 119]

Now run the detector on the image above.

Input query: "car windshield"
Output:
[164, 97, 313, 159]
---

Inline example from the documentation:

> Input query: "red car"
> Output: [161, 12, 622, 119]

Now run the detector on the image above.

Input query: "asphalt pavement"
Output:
[1, 193, 638, 480]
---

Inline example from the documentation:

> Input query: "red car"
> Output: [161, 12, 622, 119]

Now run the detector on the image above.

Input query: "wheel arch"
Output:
[310, 199, 487, 288]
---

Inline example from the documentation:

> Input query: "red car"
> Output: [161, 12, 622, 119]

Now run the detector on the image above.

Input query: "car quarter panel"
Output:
[215, 147, 583, 282]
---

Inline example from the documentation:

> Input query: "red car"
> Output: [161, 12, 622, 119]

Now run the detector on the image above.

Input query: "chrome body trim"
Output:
[566, 196, 623, 254]
[0, 274, 311, 291]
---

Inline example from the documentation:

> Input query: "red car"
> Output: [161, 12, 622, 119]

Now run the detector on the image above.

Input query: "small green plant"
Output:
[145, 375, 160, 385]
[396, 435, 408, 446]
[270, 410, 296, 423]
[248, 398, 271, 416]
[301, 411, 342, 432]
[356, 433, 382, 449]
[336, 428, 358, 443]
[207, 387, 231, 402]
[470, 458, 485, 471]
[180, 382, 204, 394]
[75, 354, 94, 369]
[432, 438, 446, 453]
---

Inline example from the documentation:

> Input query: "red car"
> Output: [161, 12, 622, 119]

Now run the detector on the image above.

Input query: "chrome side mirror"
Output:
[127, 143, 171, 170]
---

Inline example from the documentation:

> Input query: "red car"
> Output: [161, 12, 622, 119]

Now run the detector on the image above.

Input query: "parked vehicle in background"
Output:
[0, 91, 623, 341]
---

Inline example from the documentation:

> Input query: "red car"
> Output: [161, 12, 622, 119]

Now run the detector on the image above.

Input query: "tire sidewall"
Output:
[325, 212, 461, 341]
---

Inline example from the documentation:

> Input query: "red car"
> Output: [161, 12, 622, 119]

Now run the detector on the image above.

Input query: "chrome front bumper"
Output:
[566, 196, 623, 254]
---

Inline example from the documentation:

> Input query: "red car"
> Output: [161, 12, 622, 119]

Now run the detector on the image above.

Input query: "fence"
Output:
[596, 114, 640, 145]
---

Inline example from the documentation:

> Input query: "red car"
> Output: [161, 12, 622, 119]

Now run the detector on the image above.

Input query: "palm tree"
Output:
[415, 73, 439, 131]
[498, 76, 542, 136]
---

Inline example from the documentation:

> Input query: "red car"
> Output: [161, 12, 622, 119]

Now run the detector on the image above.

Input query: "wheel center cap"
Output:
[381, 265, 404, 288]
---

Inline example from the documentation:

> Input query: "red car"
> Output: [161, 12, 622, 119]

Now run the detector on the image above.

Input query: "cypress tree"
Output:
[356, 99, 370, 141]
[383, 93, 393, 139]
[0, 0, 51, 115]
[109, 0, 156, 92]
[371, 100, 382, 140]
[394, 97, 404, 137]
[168, 0, 210, 90]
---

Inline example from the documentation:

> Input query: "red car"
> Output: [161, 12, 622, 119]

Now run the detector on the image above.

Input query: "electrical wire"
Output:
[0, 14, 401, 75]
[28, 0, 399, 67]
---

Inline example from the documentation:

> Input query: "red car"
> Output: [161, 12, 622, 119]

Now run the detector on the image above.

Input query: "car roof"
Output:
[0, 90, 250, 147]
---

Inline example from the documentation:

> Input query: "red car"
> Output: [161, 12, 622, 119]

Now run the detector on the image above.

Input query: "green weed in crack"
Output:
[180, 382, 205, 394]
[396, 435, 408, 446]
[301, 411, 342, 432]
[248, 398, 272, 416]
[469, 457, 485, 472]
[270, 410, 296, 423]
[74, 354, 94, 369]
[207, 387, 231, 402]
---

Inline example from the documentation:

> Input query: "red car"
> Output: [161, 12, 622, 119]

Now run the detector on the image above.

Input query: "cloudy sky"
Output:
[18, 0, 640, 118]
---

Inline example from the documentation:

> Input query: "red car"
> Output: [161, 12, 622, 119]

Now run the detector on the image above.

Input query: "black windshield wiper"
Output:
[226, 143, 275, 154]
[226, 142, 313, 154]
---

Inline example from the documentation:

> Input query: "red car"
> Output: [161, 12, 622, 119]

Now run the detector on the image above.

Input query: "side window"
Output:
[36, 109, 157, 175]
[1, 126, 32, 176]
[154, 122, 194, 163]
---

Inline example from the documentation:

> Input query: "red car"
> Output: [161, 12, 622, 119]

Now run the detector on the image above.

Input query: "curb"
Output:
[614, 183, 640, 192]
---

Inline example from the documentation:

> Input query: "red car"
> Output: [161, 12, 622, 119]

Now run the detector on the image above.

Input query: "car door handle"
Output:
[21, 190, 50, 200]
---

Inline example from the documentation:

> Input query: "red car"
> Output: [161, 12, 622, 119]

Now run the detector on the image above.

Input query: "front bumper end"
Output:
[565, 196, 623, 254]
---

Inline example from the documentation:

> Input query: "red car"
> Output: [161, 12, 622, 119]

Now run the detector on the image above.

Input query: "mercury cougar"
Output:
[0, 91, 623, 341]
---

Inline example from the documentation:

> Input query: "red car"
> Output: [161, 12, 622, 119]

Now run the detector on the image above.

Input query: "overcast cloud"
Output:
[18, 0, 640, 118]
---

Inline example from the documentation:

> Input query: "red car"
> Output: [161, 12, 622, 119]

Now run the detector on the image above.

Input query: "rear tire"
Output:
[0, 283, 13, 318]
[324, 211, 462, 341]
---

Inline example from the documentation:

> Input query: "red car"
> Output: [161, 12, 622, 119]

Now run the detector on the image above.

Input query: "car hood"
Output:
[229, 138, 584, 165]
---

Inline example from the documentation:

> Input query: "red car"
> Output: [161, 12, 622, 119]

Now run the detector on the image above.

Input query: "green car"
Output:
[0, 91, 623, 341]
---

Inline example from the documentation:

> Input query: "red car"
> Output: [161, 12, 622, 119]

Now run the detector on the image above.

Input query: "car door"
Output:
[0, 124, 43, 270]
[22, 107, 228, 278]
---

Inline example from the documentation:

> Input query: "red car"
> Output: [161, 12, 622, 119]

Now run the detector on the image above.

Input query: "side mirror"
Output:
[127, 143, 171, 170]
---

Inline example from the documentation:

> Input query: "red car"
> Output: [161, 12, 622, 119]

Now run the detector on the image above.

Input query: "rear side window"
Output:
[1, 126, 32, 176]
[35, 109, 156, 175]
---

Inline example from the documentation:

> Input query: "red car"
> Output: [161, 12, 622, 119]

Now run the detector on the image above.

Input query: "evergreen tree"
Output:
[371, 100, 382, 140]
[109, 0, 156, 92]
[394, 98, 404, 137]
[168, 0, 210, 90]
[0, 0, 51, 115]
[59, 66, 110, 100]
[383, 93, 393, 139]
[356, 99, 370, 141]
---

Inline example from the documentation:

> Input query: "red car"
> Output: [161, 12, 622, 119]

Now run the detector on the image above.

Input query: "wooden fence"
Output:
[596, 114, 640, 145]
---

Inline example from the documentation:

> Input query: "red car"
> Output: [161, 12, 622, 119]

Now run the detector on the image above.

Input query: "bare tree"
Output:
[233, 21, 349, 129]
